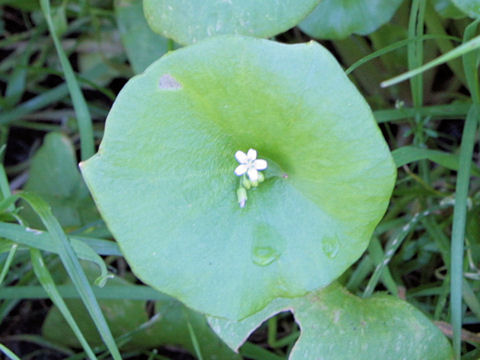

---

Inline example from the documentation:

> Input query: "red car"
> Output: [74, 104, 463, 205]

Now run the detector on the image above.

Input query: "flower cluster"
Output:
[234, 149, 267, 208]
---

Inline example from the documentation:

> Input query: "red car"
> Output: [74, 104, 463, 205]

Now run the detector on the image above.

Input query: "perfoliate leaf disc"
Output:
[81, 36, 396, 320]
[143, 0, 321, 45]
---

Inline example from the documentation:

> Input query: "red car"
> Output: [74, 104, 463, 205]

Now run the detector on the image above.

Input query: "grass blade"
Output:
[0, 284, 168, 301]
[0, 222, 121, 256]
[450, 19, 480, 358]
[424, 1, 466, 86]
[0, 343, 21, 360]
[407, 0, 425, 108]
[39, 0, 94, 160]
[0, 243, 17, 286]
[184, 311, 204, 360]
[450, 106, 478, 358]
[345, 34, 460, 75]
[0, 64, 108, 127]
[0, 217, 111, 287]
[381, 33, 480, 87]
[30, 248, 97, 359]
[240, 342, 285, 360]
[19, 192, 121, 360]
[374, 103, 471, 123]
[363, 201, 453, 298]
[392, 145, 480, 176]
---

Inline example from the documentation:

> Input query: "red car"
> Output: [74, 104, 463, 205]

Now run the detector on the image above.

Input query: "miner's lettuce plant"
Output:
[2, 0, 480, 359]
[80, 36, 398, 321]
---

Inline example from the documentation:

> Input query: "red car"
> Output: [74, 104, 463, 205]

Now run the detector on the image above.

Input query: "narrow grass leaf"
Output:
[364, 201, 453, 297]
[450, 19, 480, 356]
[462, 280, 480, 322]
[367, 237, 398, 296]
[374, 104, 471, 123]
[424, 1, 466, 86]
[0, 243, 17, 286]
[0, 221, 120, 256]
[0, 343, 21, 360]
[0, 85, 68, 126]
[346, 34, 460, 75]
[185, 311, 204, 360]
[0, 164, 17, 286]
[346, 255, 373, 292]
[408, 0, 425, 107]
[382, 34, 480, 87]
[0, 284, 168, 300]
[39, 0, 94, 160]
[450, 19, 480, 357]
[463, 20, 480, 103]
[30, 248, 97, 360]
[450, 106, 477, 357]
[0, 64, 107, 126]
[1, 334, 74, 356]
[240, 342, 285, 360]
[4, 43, 32, 108]
[392, 145, 480, 176]
[0, 220, 111, 285]
[18, 192, 121, 360]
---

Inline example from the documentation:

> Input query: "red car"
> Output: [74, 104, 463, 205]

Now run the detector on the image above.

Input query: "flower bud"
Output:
[237, 187, 248, 208]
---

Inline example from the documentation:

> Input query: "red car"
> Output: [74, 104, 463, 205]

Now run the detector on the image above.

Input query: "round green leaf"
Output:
[81, 36, 396, 320]
[299, 0, 403, 40]
[209, 283, 454, 360]
[115, 0, 174, 74]
[451, 0, 480, 17]
[143, 0, 321, 45]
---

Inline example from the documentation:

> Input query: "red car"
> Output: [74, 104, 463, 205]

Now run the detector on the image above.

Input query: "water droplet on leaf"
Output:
[252, 246, 280, 266]
[322, 236, 340, 259]
[251, 223, 286, 267]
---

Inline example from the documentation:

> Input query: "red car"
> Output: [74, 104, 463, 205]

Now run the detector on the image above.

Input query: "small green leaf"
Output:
[208, 283, 454, 360]
[21, 133, 99, 229]
[452, 0, 480, 17]
[115, 0, 173, 74]
[81, 36, 396, 320]
[299, 0, 404, 40]
[142, 0, 321, 45]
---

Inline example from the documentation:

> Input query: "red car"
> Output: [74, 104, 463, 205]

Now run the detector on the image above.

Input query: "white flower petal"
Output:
[247, 149, 257, 161]
[247, 168, 259, 182]
[235, 150, 248, 164]
[234, 164, 248, 176]
[254, 159, 267, 170]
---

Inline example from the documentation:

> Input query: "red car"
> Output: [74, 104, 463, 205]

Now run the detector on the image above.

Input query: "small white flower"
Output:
[234, 148, 268, 182]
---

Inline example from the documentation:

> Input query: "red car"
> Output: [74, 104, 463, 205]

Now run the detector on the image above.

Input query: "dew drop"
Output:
[322, 236, 340, 259]
[251, 223, 286, 267]
[252, 246, 280, 267]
